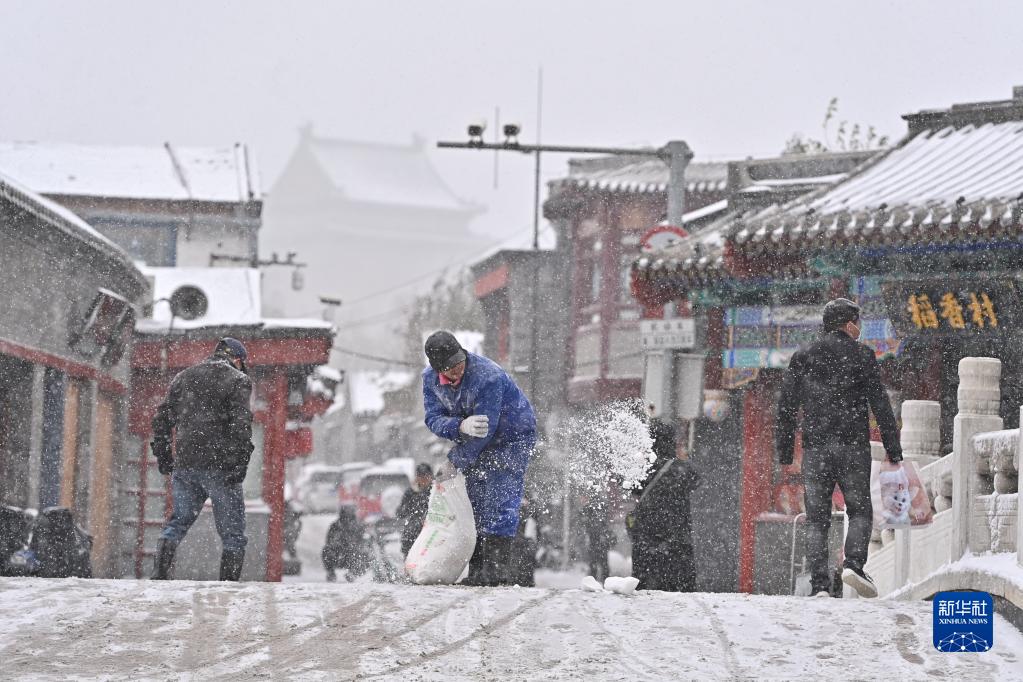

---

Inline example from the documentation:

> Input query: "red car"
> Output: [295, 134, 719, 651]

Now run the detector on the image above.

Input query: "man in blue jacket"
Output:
[422, 330, 537, 586]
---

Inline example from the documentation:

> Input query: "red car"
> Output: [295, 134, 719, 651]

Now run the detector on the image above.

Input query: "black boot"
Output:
[219, 549, 245, 581]
[151, 539, 177, 580]
[461, 536, 489, 586]
[484, 536, 513, 586]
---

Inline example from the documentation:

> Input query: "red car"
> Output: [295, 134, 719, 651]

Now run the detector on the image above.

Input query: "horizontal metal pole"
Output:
[437, 140, 661, 156]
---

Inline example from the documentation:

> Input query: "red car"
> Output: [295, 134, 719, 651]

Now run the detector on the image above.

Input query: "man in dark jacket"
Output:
[150, 337, 254, 581]
[630, 419, 701, 592]
[776, 298, 902, 598]
[322, 505, 366, 582]
[422, 331, 537, 586]
[397, 462, 435, 557]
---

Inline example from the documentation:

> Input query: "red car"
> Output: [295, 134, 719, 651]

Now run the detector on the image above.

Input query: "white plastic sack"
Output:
[404, 473, 477, 584]
[870, 460, 933, 530]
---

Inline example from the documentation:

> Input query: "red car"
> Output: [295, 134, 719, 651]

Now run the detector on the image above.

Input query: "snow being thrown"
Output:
[559, 400, 657, 493]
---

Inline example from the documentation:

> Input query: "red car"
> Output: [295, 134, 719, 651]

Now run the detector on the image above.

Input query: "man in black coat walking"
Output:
[776, 298, 902, 598]
[629, 419, 701, 592]
[150, 337, 254, 581]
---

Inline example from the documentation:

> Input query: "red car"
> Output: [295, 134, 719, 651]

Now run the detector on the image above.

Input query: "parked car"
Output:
[355, 459, 412, 528]
[294, 465, 345, 513]
[338, 461, 373, 507]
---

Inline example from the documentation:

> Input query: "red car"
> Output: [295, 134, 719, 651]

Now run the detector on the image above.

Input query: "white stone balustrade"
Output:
[951, 358, 1003, 559]
[862, 356, 1023, 600]
[900, 400, 942, 466]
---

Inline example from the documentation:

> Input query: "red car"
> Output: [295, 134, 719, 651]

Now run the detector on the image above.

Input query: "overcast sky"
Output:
[3, 0, 1022, 267]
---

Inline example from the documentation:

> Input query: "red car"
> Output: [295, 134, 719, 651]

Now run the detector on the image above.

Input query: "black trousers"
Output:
[802, 445, 873, 593]
[632, 537, 696, 592]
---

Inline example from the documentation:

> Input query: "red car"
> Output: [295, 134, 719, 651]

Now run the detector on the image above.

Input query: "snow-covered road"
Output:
[2, 577, 1021, 680]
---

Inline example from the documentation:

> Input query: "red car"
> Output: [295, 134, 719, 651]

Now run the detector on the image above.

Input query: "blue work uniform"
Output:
[423, 352, 536, 537]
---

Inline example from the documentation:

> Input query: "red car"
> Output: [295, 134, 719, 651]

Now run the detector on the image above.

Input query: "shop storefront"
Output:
[633, 87, 1023, 593]
[0, 172, 148, 577]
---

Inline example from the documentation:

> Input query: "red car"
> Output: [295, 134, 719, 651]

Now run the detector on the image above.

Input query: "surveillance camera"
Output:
[503, 123, 521, 139]
[467, 121, 486, 140]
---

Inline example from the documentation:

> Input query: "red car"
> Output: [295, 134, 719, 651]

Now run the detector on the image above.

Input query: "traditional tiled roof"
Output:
[551, 155, 728, 195]
[302, 134, 479, 213]
[729, 120, 1023, 255]
[633, 211, 734, 292]
[0, 169, 144, 280]
[632, 153, 872, 287]
[0, 141, 260, 203]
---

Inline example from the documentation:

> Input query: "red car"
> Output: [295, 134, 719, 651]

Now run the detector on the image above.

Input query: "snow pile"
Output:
[603, 576, 639, 595]
[560, 401, 656, 492]
[580, 575, 640, 596]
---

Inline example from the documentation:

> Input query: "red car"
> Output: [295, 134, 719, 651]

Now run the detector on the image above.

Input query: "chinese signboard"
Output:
[883, 280, 1021, 337]
[640, 318, 696, 350]
[723, 277, 900, 370]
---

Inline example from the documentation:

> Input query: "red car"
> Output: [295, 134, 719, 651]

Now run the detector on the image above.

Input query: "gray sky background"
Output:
[3, 0, 1022, 292]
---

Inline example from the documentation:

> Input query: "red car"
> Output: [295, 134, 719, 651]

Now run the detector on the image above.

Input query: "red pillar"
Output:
[262, 372, 288, 582]
[737, 380, 776, 593]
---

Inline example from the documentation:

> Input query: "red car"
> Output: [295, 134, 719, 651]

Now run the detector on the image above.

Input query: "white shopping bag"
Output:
[404, 473, 477, 584]
[870, 460, 933, 530]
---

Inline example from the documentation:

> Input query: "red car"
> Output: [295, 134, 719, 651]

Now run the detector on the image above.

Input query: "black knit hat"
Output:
[214, 337, 249, 373]
[424, 331, 466, 372]
[822, 298, 860, 331]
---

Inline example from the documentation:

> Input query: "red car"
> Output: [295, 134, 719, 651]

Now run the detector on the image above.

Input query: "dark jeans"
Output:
[160, 469, 247, 551]
[802, 445, 872, 593]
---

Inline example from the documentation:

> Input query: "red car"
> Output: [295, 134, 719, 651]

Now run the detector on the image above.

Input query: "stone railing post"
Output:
[892, 400, 941, 589]
[900, 400, 942, 465]
[952, 358, 1002, 561]
[1018, 406, 1023, 569]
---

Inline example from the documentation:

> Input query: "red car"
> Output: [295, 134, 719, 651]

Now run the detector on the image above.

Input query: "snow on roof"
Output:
[0, 169, 143, 279]
[136, 266, 334, 335]
[315, 365, 343, 382]
[304, 134, 477, 213]
[474, 224, 559, 262]
[349, 370, 416, 415]
[0, 141, 260, 203]
[681, 198, 729, 223]
[731, 120, 1023, 248]
[141, 266, 262, 329]
[553, 155, 729, 194]
[260, 318, 334, 330]
[807, 122, 1023, 211]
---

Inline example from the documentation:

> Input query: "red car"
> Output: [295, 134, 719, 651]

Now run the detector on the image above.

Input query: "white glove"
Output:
[459, 415, 490, 438]
[436, 460, 458, 482]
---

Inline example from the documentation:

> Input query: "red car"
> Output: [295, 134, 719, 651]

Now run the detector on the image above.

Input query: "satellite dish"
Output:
[169, 285, 208, 321]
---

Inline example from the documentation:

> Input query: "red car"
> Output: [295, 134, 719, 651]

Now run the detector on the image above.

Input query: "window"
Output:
[590, 262, 601, 303]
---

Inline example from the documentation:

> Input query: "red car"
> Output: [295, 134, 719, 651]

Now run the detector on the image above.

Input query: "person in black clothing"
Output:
[629, 419, 701, 592]
[577, 490, 611, 583]
[150, 337, 254, 581]
[322, 505, 367, 582]
[397, 463, 435, 557]
[776, 298, 903, 599]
